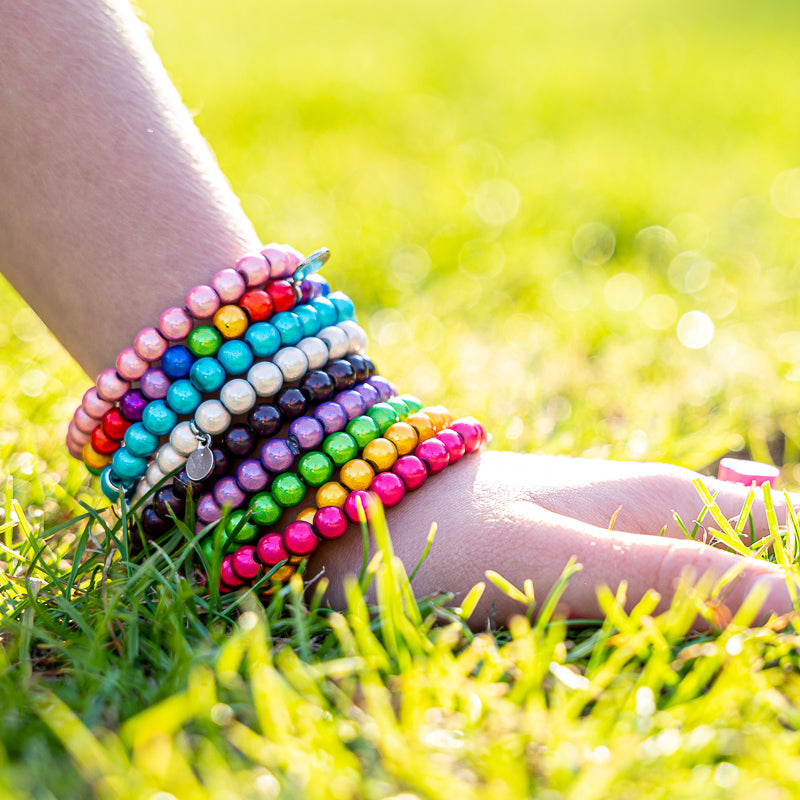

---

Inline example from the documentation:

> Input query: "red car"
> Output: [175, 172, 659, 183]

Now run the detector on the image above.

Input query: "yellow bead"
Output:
[339, 459, 375, 491]
[422, 405, 452, 432]
[362, 437, 398, 472]
[295, 507, 317, 524]
[316, 481, 349, 508]
[406, 412, 435, 442]
[273, 564, 296, 581]
[213, 304, 249, 339]
[385, 422, 419, 455]
[82, 442, 111, 470]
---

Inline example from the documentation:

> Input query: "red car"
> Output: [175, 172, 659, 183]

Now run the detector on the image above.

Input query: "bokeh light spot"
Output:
[677, 310, 714, 349]
[391, 245, 431, 284]
[12, 307, 46, 342]
[572, 222, 616, 265]
[473, 179, 520, 226]
[770, 168, 800, 218]
[552, 271, 591, 312]
[603, 272, 644, 311]
[639, 294, 677, 329]
[633, 225, 679, 267]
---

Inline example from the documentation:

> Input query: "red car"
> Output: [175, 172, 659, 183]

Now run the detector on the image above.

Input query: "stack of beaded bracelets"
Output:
[67, 243, 486, 593]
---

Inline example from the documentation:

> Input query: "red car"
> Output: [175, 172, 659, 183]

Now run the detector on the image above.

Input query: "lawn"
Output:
[3, 0, 800, 796]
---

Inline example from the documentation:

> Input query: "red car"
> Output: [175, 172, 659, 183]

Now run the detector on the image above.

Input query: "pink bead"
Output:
[416, 438, 450, 475]
[210, 268, 246, 304]
[282, 521, 319, 556]
[449, 419, 482, 454]
[392, 455, 428, 491]
[73, 407, 100, 435]
[184, 284, 221, 319]
[436, 428, 466, 464]
[66, 438, 84, 459]
[313, 506, 349, 539]
[82, 387, 113, 419]
[343, 490, 375, 524]
[133, 327, 168, 361]
[68, 420, 91, 446]
[260, 243, 304, 279]
[718, 457, 780, 488]
[370, 472, 406, 508]
[231, 545, 261, 581]
[257, 533, 289, 566]
[96, 368, 131, 402]
[158, 306, 193, 341]
[236, 253, 271, 288]
[115, 347, 149, 381]
[220, 555, 245, 589]
[196, 493, 222, 524]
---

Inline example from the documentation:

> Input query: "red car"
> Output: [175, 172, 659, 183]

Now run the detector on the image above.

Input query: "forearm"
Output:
[0, 0, 260, 378]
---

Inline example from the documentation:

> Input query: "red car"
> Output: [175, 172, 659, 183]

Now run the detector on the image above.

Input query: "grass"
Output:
[5, 0, 800, 796]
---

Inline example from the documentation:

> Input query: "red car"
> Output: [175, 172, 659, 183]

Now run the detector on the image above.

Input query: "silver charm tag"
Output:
[186, 433, 214, 481]
[293, 247, 331, 282]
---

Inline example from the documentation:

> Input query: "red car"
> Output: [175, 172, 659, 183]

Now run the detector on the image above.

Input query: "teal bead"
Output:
[218, 340, 254, 376]
[187, 325, 223, 358]
[367, 403, 400, 435]
[386, 397, 410, 420]
[271, 311, 304, 346]
[249, 492, 282, 526]
[166, 379, 202, 415]
[100, 466, 124, 501]
[226, 510, 259, 544]
[142, 399, 178, 436]
[346, 416, 380, 448]
[329, 292, 356, 322]
[124, 422, 159, 458]
[322, 431, 359, 466]
[311, 296, 337, 327]
[245, 322, 281, 358]
[271, 473, 307, 507]
[298, 452, 334, 486]
[190, 357, 226, 393]
[294, 304, 321, 337]
[111, 448, 147, 482]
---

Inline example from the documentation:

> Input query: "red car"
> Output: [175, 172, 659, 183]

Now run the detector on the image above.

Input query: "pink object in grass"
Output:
[184, 284, 220, 319]
[220, 554, 245, 588]
[231, 545, 260, 580]
[282, 521, 319, 556]
[133, 327, 168, 361]
[81, 387, 113, 419]
[158, 306, 192, 341]
[261, 243, 304, 279]
[236, 253, 271, 288]
[115, 346, 149, 380]
[343, 490, 375, 523]
[210, 268, 246, 303]
[257, 533, 289, 566]
[717, 457, 779, 487]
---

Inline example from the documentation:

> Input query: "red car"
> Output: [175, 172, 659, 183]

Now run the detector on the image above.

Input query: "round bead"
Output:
[298, 452, 334, 487]
[168, 421, 197, 457]
[141, 505, 173, 538]
[450, 419, 483, 453]
[370, 472, 406, 508]
[195, 400, 231, 436]
[340, 459, 375, 491]
[276, 388, 308, 420]
[133, 327, 168, 362]
[116, 347, 149, 381]
[190, 357, 226, 393]
[211, 268, 246, 304]
[367, 403, 400, 435]
[423, 405, 452, 432]
[385, 422, 419, 456]
[257, 533, 289, 566]
[271, 473, 307, 507]
[140, 368, 171, 400]
[297, 336, 330, 369]
[316, 481, 349, 508]
[339, 319, 368, 353]
[74, 407, 99, 435]
[260, 438, 296, 473]
[158, 307, 192, 341]
[119, 390, 147, 423]
[247, 361, 284, 397]
[250, 492, 282, 527]
[172, 468, 206, 500]
[361, 356, 377, 378]
[224, 424, 256, 458]
[294, 304, 321, 337]
[300, 371, 335, 403]
[213, 476, 246, 510]
[166, 379, 202, 415]
[82, 442, 111, 471]
[326, 360, 357, 392]
[416, 437, 449, 474]
[153, 485, 186, 519]
[102, 408, 131, 440]
[302, 274, 329, 300]
[363, 438, 398, 472]
[142, 400, 178, 437]
[436, 428, 466, 464]
[210, 446, 231, 480]
[406, 412, 436, 443]
[311, 297, 338, 327]
[68, 421, 91, 447]
[244, 322, 281, 357]
[313, 402, 348, 435]
[187, 325, 223, 358]
[343, 490, 375, 524]
[240, 289, 274, 322]
[91, 425, 118, 455]
[287, 416, 325, 451]
[296, 508, 317, 525]
[354, 382, 380, 408]
[197, 493, 223, 524]
[399, 393, 424, 413]
[220, 379, 257, 415]
[218, 340, 254, 376]
[82, 387, 113, 419]
[249, 403, 283, 437]
[96, 369, 130, 402]
[273, 346, 308, 382]
[111, 448, 147, 482]
[318, 325, 349, 360]
[328, 291, 356, 322]
[213, 304, 249, 339]
[368, 376, 395, 404]
[347, 355, 370, 383]
[124, 423, 160, 458]
[266, 280, 297, 313]
[236, 459, 269, 494]
[236, 253, 271, 287]
[220, 555, 246, 589]
[313, 506, 348, 539]
[271, 311, 304, 346]
[322, 431, 359, 466]
[392, 455, 428, 491]
[226, 511, 259, 545]
[157, 443, 186, 475]
[387, 397, 410, 419]
[184, 284, 221, 320]
[261, 243, 303, 279]
[146, 460, 167, 488]
[231, 546, 260, 580]
[161, 345, 194, 380]
[335, 389, 367, 420]
[282, 521, 318, 557]
[346, 416, 380, 448]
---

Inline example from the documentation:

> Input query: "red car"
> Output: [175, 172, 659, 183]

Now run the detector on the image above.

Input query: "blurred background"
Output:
[5, 0, 800, 513]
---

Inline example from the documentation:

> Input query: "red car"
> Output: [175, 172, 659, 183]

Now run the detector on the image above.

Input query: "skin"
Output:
[0, 0, 795, 627]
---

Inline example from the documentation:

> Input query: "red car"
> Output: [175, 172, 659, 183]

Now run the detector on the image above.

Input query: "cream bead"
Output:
[297, 336, 329, 369]
[318, 326, 349, 359]
[195, 399, 231, 436]
[133, 479, 150, 503]
[146, 461, 166, 488]
[338, 320, 368, 354]
[170, 421, 198, 457]
[247, 361, 284, 397]
[273, 346, 309, 382]
[220, 379, 257, 414]
[157, 443, 186, 475]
